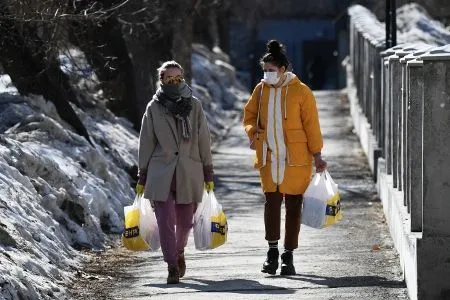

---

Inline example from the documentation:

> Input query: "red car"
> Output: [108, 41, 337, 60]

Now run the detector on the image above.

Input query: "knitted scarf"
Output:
[154, 83, 193, 141]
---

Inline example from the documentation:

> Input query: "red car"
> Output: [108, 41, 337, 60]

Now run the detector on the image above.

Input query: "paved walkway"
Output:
[72, 91, 408, 300]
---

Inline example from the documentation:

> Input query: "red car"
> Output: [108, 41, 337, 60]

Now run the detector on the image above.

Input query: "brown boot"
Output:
[177, 250, 186, 278]
[167, 264, 180, 284]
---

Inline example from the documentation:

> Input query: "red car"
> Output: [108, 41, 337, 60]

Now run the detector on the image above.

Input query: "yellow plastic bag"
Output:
[122, 195, 160, 251]
[194, 191, 228, 250]
[302, 170, 343, 229]
[325, 192, 342, 227]
[210, 210, 228, 249]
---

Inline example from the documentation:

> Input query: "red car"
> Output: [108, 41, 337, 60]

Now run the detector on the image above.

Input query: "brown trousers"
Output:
[264, 191, 303, 250]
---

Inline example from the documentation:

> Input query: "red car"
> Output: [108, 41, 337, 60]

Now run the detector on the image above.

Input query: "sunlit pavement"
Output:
[105, 91, 408, 300]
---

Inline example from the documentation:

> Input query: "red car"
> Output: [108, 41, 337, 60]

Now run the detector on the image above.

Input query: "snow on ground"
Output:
[396, 3, 450, 45]
[191, 44, 249, 139]
[348, 5, 386, 45]
[349, 3, 450, 47]
[0, 45, 248, 300]
[0, 88, 136, 299]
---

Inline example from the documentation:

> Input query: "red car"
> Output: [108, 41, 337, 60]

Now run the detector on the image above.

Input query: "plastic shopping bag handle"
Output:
[134, 194, 143, 206]
[323, 170, 338, 186]
[320, 170, 331, 181]
[318, 171, 327, 181]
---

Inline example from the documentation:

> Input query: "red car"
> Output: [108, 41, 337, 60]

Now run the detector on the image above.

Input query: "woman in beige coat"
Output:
[136, 61, 214, 284]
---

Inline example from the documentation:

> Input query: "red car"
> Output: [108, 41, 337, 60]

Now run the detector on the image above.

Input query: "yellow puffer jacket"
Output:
[243, 72, 323, 195]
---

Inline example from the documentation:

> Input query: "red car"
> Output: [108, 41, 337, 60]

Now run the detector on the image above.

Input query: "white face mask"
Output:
[263, 71, 280, 85]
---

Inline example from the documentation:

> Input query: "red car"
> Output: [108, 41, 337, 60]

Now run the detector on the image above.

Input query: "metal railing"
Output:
[348, 5, 450, 300]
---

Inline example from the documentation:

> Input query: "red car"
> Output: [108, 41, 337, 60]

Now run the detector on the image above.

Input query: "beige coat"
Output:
[138, 97, 213, 204]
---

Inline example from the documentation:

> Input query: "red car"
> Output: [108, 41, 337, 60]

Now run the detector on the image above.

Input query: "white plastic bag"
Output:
[193, 191, 228, 250]
[122, 195, 160, 251]
[302, 170, 342, 229]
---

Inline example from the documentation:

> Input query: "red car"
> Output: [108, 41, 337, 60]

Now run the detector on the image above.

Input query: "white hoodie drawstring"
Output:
[256, 82, 264, 139]
[260, 72, 294, 121]
[284, 85, 289, 120]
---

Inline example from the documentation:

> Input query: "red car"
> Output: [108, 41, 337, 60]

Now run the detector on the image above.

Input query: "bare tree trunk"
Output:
[193, 1, 231, 53]
[69, 1, 173, 129]
[172, 0, 195, 84]
[218, 5, 231, 53]
[0, 16, 92, 145]
[119, 0, 173, 125]
[70, 17, 141, 128]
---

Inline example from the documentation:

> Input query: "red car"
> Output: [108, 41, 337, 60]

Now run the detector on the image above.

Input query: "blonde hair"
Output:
[157, 60, 184, 81]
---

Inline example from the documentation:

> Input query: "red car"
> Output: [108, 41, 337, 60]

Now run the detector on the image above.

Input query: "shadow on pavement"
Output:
[213, 151, 251, 157]
[282, 274, 406, 289]
[143, 278, 295, 295]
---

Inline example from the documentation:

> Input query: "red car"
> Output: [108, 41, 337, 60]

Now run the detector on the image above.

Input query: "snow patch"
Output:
[191, 44, 249, 139]
[0, 93, 135, 298]
[349, 3, 450, 47]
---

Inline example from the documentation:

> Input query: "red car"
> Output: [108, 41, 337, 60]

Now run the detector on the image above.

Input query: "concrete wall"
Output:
[348, 6, 450, 300]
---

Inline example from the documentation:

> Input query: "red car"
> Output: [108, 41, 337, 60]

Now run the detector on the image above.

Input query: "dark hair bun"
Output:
[267, 40, 284, 55]
[260, 39, 290, 69]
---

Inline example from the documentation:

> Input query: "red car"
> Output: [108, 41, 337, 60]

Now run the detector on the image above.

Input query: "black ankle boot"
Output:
[177, 250, 186, 278]
[167, 264, 180, 284]
[280, 251, 296, 275]
[261, 248, 279, 275]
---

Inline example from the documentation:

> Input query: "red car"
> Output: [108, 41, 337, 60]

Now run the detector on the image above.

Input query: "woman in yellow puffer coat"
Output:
[243, 40, 327, 276]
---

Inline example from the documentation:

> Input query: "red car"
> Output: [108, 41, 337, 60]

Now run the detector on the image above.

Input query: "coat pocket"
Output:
[253, 130, 268, 169]
[189, 155, 202, 163]
[285, 129, 311, 166]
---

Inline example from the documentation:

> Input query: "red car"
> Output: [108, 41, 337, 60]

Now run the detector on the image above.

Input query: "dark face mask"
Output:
[161, 82, 192, 99]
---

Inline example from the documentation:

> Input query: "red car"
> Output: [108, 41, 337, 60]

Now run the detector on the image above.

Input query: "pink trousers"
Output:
[153, 191, 195, 265]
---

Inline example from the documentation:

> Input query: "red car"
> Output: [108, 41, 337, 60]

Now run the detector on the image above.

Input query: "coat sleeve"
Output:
[138, 107, 156, 178]
[243, 84, 261, 139]
[197, 100, 214, 181]
[300, 86, 323, 155]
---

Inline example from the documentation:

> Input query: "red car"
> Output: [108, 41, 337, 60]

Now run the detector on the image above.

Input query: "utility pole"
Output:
[386, 0, 391, 48]
[386, 0, 397, 49]
[391, 0, 397, 47]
